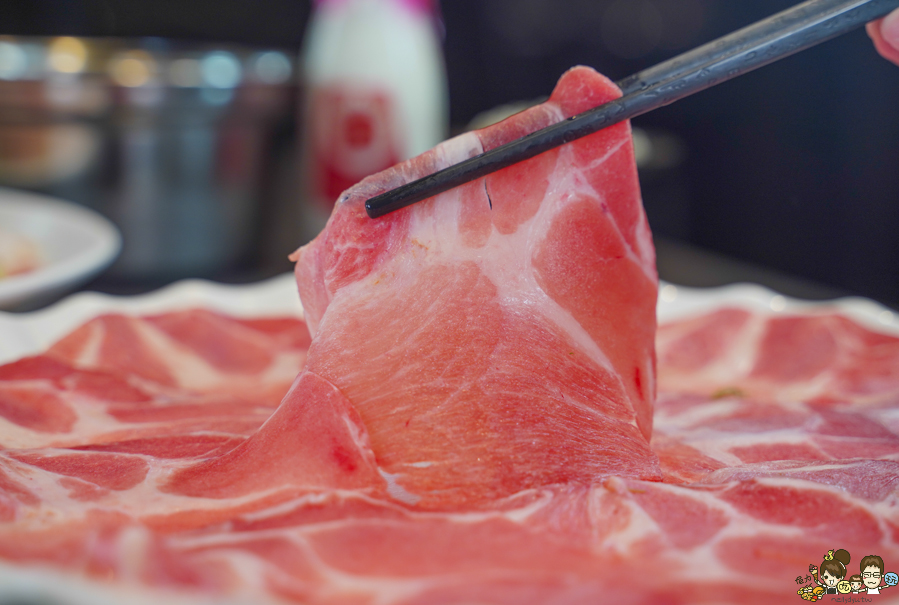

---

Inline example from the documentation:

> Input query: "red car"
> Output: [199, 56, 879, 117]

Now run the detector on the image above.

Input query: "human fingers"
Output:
[867, 9, 899, 66]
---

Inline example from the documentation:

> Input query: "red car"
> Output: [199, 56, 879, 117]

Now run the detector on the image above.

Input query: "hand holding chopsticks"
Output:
[366, 0, 899, 219]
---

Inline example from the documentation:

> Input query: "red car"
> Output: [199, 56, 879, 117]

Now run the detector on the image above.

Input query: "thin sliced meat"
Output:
[0, 473, 895, 604]
[0, 384, 77, 433]
[48, 310, 308, 403]
[293, 65, 659, 508]
[652, 392, 899, 479]
[8, 451, 149, 491]
[71, 434, 245, 459]
[657, 308, 899, 404]
[0, 307, 898, 605]
[163, 372, 383, 498]
[0, 314, 309, 452]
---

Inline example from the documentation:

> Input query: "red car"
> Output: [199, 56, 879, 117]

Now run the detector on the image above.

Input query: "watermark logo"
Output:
[795, 550, 898, 601]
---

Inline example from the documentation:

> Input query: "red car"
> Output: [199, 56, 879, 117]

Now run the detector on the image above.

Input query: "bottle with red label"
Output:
[299, 0, 448, 236]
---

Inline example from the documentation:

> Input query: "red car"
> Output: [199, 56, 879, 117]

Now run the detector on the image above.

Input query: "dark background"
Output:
[5, 0, 899, 308]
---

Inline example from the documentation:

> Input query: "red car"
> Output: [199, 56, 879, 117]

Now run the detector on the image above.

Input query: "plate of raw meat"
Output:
[0, 66, 897, 605]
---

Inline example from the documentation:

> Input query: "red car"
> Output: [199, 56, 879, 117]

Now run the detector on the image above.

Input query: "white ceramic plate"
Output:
[0, 187, 121, 310]
[1, 273, 897, 366]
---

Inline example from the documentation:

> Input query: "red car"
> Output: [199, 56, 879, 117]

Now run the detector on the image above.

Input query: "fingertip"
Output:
[883, 9, 899, 49]
[870, 11, 899, 66]
[866, 19, 882, 41]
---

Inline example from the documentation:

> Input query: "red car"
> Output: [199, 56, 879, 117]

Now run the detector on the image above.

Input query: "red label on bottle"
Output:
[309, 86, 403, 208]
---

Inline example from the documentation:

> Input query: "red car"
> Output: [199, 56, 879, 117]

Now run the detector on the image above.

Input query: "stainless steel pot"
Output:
[0, 36, 295, 280]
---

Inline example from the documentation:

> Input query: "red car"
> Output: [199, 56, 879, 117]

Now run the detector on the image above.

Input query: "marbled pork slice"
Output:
[652, 306, 899, 484]
[2, 291, 899, 603]
[292, 65, 661, 508]
[656, 307, 899, 405]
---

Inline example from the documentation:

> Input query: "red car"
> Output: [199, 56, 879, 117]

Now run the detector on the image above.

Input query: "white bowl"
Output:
[0, 188, 121, 310]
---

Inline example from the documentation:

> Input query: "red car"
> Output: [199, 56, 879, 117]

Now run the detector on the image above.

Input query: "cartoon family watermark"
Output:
[796, 550, 898, 601]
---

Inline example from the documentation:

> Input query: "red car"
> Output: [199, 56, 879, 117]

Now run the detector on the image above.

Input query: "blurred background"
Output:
[1, 0, 898, 309]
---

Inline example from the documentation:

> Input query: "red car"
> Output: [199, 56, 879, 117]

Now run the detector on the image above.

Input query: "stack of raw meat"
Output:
[0, 67, 897, 605]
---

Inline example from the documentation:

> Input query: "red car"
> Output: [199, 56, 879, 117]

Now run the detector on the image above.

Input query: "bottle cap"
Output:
[397, 0, 437, 14]
[314, 0, 437, 15]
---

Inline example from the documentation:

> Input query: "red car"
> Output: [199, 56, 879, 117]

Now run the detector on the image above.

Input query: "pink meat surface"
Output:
[0, 66, 897, 605]
[292, 65, 660, 508]
[656, 307, 899, 405]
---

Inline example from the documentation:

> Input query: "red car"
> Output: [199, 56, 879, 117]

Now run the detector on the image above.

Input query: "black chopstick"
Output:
[616, 0, 852, 95]
[365, 0, 899, 219]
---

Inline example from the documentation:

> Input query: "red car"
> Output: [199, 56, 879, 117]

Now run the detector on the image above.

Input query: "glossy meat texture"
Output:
[294, 66, 660, 507]
[656, 307, 899, 405]
[0, 311, 309, 452]
[0, 304, 898, 604]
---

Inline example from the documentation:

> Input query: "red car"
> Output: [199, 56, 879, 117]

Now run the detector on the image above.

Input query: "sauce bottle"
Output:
[299, 0, 448, 236]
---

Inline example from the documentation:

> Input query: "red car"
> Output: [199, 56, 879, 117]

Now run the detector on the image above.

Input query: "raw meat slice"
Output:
[292, 65, 660, 507]
[656, 307, 899, 405]
[0, 301, 898, 604]
[0, 467, 897, 604]
[163, 372, 383, 498]
[653, 392, 899, 474]
[47, 309, 308, 403]
[653, 307, 899, 484]
[0, 310, 308, 452]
